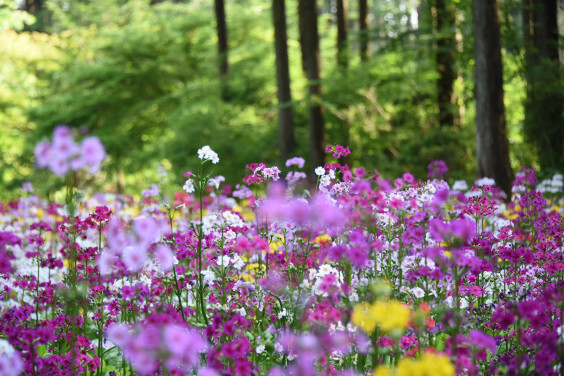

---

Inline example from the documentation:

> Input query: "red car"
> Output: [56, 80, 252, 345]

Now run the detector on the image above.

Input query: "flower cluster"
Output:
[34, 125, 106, 176]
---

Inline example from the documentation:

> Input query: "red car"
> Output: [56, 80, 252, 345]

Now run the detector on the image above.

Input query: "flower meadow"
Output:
[1, 128, 564, 376]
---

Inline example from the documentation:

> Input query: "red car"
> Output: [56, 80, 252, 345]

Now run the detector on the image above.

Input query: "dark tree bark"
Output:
[214, 0, 230, 100]
[24, 0, 43, 13]
[432, 0, 458, 128]
[522, 0, 563, 170]
[359, 0, 369, 61]
[473, 0, 513, 198]
[298, 0, 325, 170]
[336, 0, 349, 70]
[273, 0, 296, 163]
[24, 0, 45, 32]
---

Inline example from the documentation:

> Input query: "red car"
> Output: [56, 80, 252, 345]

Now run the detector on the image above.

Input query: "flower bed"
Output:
[0, 130, 563, 375]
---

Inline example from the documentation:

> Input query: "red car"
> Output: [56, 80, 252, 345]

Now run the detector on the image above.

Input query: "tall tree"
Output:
[522, 0, 563, 170]
[359, 0, 369, 61]
[214, 0, 230, 100]
[432, 0, 458, 128]
[336, 0, 349, 70]
[473, 0, 513, 197]
[298, 0, 325, 170]
[273, 0, 296, 163]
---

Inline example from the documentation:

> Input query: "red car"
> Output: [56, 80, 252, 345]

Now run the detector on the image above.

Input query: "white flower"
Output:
[320, 175, 331, 187]
[201, 269, 216, 284]
[0, 339, 15, 356]
[411, 287, 425, 298]
[197, 145, 219, 164]
[256, 345, 265, 354]
[452, 180, 468, 191]
[315, 166, 325, 176]
[183, 179, 195, 193]
[475, 177, 495, 186]
[209, 175, 225, 189]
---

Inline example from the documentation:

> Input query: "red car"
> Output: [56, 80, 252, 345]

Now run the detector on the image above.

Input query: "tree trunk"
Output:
[433, 0, 458, 128]
[298, 0, 325, 170]
[359, 0, 369, 61]
[273, 0, 296, 163]
[24, 0, 45, 32]
[522, 0, 563, 170]
[336, 0, 349, 70]
[214, 0, 230, 100]
[473, 0, 513, 198]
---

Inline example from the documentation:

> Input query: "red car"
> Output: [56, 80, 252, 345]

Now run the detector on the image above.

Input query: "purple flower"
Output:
[285, 157, 305, 168]
[34, 141, 51, 168]
[81, 136, 106, 173]
[468, 330, 496, 353]
[348, 247, 368, 268]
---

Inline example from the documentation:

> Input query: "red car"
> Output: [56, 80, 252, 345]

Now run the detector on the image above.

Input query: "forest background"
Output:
[1, 0, 563, 199]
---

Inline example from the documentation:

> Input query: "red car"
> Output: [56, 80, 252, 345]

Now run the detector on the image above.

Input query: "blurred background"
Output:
[1, 0, 563, 199]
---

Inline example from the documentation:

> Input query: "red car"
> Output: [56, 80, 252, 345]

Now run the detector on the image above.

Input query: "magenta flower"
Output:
[468, 330, 497, 353]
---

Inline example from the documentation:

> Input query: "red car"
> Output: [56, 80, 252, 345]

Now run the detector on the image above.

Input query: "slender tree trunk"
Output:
[298, 0, 325, 170]
[359, 0, 369, 61]
[336, 0, 349, 70]
[473, 0, 513, 198]
[214, 0, 230, 100]
[24, 0, 45, 32]
[522, 0, 563, 170]
[273, 0, 296, 163]
[433, 0, 458, 128]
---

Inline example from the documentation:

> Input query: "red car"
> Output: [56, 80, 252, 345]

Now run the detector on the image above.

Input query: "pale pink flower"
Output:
[122, 246, 147, 273]
[155, 244, 174, 272]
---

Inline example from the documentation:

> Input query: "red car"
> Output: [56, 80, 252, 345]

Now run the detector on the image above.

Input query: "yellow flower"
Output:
[373, 365, 393, 376]
[314, 234, 332, 246]
[419, 352, 455, 376]
[396, 357, 420, 376]
[353, 300, 410, 333]
[270, 240, 283, 252]
[352, 302, 377, 333]
[374, 301, 410, 332]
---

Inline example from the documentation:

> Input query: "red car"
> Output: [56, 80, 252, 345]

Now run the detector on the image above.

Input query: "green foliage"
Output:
[0, 0, 553, 198]
[0, 30, 61, 198]
[0, 0, 35, 31]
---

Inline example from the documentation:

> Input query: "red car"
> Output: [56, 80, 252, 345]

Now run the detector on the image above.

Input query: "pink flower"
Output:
[133, 217, 160, 246]
[106, 323, 132, 347]
[122, 246, 147, 273]
[81, 136, 106, 173]
[155, 245, 174, 272]
[99, 250, 119, 275]
[48, 156, 70, 176]
[52, 134, 79, 160]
